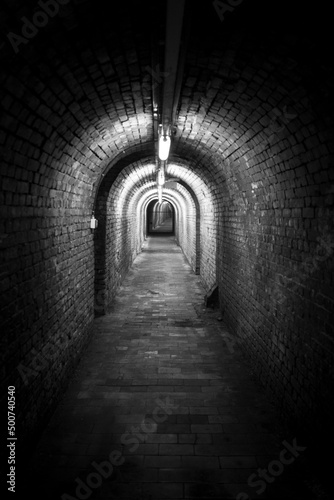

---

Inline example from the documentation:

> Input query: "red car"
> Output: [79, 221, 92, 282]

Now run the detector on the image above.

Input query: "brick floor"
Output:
[24, 237, 317, 499]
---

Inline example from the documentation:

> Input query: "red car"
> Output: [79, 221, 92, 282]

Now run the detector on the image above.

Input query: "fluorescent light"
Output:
[158, 136, 171, 161]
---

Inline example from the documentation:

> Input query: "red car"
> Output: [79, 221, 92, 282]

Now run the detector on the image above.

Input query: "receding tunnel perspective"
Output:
[1, 1, 333, 499]
[147, 200, 175, 234]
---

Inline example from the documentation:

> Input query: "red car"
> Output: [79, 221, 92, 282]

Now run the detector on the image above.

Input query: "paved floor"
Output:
[24, 237, 322, 499]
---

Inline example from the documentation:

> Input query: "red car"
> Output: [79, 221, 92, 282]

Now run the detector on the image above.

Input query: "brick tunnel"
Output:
[1, 1, 333, 499]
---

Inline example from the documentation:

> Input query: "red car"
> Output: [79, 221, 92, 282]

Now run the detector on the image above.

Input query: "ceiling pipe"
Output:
[152, 0, 187, 200]
[161, 0, 187, 130]
[150, 14, 162, 159]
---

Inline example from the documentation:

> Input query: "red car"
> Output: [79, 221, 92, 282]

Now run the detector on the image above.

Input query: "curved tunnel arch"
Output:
[93, 155, 208, 314]
[1, 0, 333, 454]
[140, 192, 179, 242]
[148, 200, 174, 232]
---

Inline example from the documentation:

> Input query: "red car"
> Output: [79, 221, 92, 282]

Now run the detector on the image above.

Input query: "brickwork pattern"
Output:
[94, 156, 215, 316]
[1, 0, 333, 452]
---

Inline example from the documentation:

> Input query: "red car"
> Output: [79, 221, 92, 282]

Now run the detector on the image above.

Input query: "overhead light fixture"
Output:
[158, 124, 171, 161]
[158, 135, 171, 161]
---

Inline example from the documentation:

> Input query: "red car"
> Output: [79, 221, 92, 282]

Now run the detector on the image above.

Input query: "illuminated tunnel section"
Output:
[94, 155, 216, 315]
[147, 200, 174, 234]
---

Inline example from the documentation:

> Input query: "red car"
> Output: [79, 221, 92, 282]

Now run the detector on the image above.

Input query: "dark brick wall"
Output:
[204, 68, 334, 440]
[0, 1, 155, 444]
[1, 196, 95, 443]
[0, 61, 99, 446]
[1, 0, 333, 453]
[173, 21, 334, 441]
[216, 147, 333, 436]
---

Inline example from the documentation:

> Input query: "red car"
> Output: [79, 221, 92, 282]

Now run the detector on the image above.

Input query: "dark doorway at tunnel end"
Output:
[147, 199, 175, 236]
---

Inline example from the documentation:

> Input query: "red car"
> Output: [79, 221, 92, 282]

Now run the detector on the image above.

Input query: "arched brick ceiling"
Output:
[1, 0, 334, 459]
[1, 0, 332, 213]
[103, 158, 212, 215]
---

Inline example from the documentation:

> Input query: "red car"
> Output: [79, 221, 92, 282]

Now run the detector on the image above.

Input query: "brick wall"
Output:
[216, 144, 333, 438]
[93, 158, 214, 314]
[0, 5, 154, 445]
[167, 162, 217, 290]
[1, 150, 95, 445]
[178, 68, 334, 445]
[171, 17, 334, 442]
[1, 0, 333, 454]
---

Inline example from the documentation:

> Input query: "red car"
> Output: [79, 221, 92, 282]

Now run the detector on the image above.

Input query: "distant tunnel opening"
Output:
[147, 199, 175, 235]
